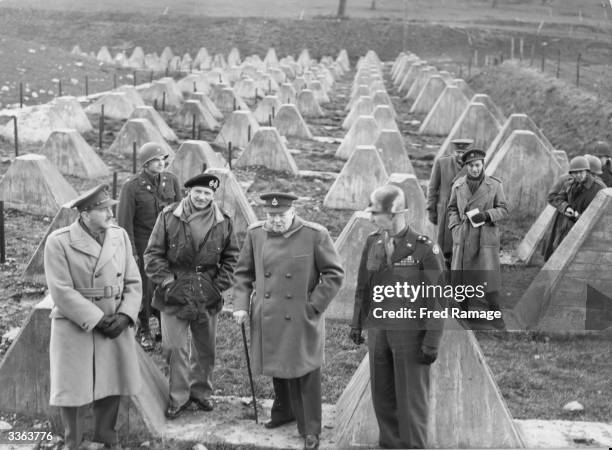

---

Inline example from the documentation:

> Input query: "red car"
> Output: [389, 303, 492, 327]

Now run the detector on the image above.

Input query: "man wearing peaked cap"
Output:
[44, 183, 142, 449]
[117, 141, 182, 351]
[144, 172, 238, 419]
[233, 192, 344, 450]
[448, 147, 508, 330]
[427, 138, 472, 270]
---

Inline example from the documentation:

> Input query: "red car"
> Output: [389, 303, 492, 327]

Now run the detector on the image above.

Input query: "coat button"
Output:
[94, 273, 100, 278]
[285, 315, 291, 320]
[285, 273, 292, 278]
[265, 272, 271, 277]
[264, 293, 271, 298]
[285, 294, 292, 299]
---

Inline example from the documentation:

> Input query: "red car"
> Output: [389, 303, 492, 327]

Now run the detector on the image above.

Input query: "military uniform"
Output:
[233, 206, 344, 440]
[352, 226, 444, 449]
[601, 159, 612, 187]
[117, 170, 182, 336]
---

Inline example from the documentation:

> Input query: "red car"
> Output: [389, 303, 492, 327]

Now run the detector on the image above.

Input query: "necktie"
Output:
[384, 231, 394, 267]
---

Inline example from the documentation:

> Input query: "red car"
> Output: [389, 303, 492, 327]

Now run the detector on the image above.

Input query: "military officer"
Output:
[448, 149, 508, 330]
[233, 192, 344, 450]
[427, 138, 472, 269]
[44, 184, 142, 450]
[350, 185, 444, 449]
[117, 142, 182, 349]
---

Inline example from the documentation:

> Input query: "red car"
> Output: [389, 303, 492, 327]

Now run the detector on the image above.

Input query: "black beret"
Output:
[184, 174, 220, 191]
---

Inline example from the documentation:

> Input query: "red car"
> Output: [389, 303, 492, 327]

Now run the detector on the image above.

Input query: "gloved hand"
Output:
[418, 347, 438, 365]
[349, 327, 365, 345]
[471, 211, 489, 224]
[104, 313, 131, 339]
[95, 315, 114, 333]
[428, 211, 438, 225]
[233, 310, 248, 325]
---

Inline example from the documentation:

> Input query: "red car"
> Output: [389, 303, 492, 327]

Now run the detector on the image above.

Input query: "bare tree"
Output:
[337, 0, 348, 17]
[370, 0, 376, 10]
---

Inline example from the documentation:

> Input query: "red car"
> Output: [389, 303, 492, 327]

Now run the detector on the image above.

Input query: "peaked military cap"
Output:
[184, 174, 220, 191]
[461, 149, 486, 165]
[260, 192, 298, 212]
[68, 184, 118, 212]
[451, 138, 474, 151]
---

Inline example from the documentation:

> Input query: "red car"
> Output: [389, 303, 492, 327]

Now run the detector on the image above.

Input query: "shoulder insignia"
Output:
[416, 235, 433, 245]
[162, 203, 176, 213]
[302, 220, 327, 232]
[247, 220, 265, 230]
[432, 244, 440, 254]
[489, 175, 502, 183]
[452, 176, 466, 187]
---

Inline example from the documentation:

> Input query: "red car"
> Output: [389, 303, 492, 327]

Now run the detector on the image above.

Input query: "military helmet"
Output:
[568, 156, 589, 173]
[138, 142, 169, 167]
[584, 154, 603, 175]
[590, 140, 611, 157]
[366, 185, 406, 214]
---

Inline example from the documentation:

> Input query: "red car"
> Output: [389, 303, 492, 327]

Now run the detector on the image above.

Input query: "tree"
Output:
[337, 0, 347, 17]
[370, 0, 376, 10]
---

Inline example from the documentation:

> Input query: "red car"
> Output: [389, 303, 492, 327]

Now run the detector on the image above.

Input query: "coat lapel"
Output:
[466, 178, 491, 209]
[95, 228, 121, 273]
[68, 222, 100, 259]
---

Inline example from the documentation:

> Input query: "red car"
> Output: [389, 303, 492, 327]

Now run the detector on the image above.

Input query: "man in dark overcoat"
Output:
[232, 192, 344, 450]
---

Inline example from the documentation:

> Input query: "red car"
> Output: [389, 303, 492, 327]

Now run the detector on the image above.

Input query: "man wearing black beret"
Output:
[145, 173, 239, 419]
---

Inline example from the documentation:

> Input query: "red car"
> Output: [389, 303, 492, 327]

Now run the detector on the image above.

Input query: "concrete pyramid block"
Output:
[471, 94, 506, 125]
[128, 46, 145, 68]
[168, 140, 226, 187]
[214, 110, 260, 149]
[130, 105, 178, 142]
[264, 48, 279, 67]
[114, 51, 129, 67]
[438, 70, 454, 83]
[160, 46, 174, 67]
[419, 85, 470, 136]
[234, 77, 257, 100]
[86, 92, 135, 120]
[453, 78, 474, 99]
[180, 53, 193, 72]
[117, 85, 146, 108]
[324, 145, 388, 210]
[0, 154, 77, 216]
[327, 211, 377, 320]
[297, 49, 311, 68]
[346, 85, 370, 112]
[371, 90, 396, 117]
[297, 89, 324, 118]
[144, 53, 163, 71]
[194, 47, 211, 70]
[23, 205, 79, 284]
[374, 130, 414, 176]
[410, 75, 447, 114]
[510, 188, 612, 331]
[387, 173, 431, 236]
[404, 67, 437, 102]
[140, 78, 183, 111]
[256, 75, 280, 96]
[342, 96, 374, 130]
[228, 47, 241, 67]
[0, 105, 68, 144]
[49, 96, 93, 134]
[397, 61, 426, 94]
[205, 168, 257, 244]
[272, 104, 312, 140]
[516, 204, 556, 264]
[373, 106, 399, 132]
[269, 67, 287, 85]
[254, 95, 281, 125]
[40, 129, 110, 178]
[292, 76, 307, 92]
[235, 126, 299, 175]
[334, 320, 526, 448]
[278, 83, 297, 105]
[174, 99, 220, 131]
[177, 74, 210, 96]
[335, 115, 380, 160]
[108, 118, 173, 158]
[435, 102, 502, 159]
[369, 80, 386, 95]
[485, 130, 562, 216]
[96, 46, 113, 63]
[0, 296, 168, 439]
[213, 87, 249, 113]
[553, 150, 569, 173]
[190, 92, 224, 121]
[337, 49, 350, 72]
[485, 113, 554, 164]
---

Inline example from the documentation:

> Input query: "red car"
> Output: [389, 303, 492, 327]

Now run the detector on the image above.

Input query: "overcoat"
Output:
[233, 216, 344, 379]
[447, 175, 508, 292]
[44, 222, 142, 407]
[427, 155, 466, 254]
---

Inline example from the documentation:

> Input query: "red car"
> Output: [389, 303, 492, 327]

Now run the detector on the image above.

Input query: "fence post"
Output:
[556, 49, 561, 78]
[133, 71, 137, 87]
[576, 53, 581, 87]
[85, 75, 89, 96]
[192, 114, 196, 139]
[132, 142, 137, 174]
[530, 44, 535, 66]
[247, 125, 251, 142]
[510, 37, 515, 60]
[58, 79, 62, 97]
[519, 37, 524, 61]
[12, 116, 18, 157]
[99, 105, 105, 150]
[19, 82, 23, 108]
[541, 46, 546, 72]
[162, 92, 166, 111]
[0, 201, 5, 264]
[228, 142, 232, 170]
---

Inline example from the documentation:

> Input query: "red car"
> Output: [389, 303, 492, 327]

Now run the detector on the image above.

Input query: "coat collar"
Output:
[172, 198, 225, 223]
[457, 175, 494, 208]
[263, 215, 305, 238]
[68, 221, 121, 271]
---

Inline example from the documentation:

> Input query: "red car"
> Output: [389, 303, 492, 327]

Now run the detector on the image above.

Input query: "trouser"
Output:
[368, 329, 431, 449]
[270, 368, 322, 436]
[161, 311, 217, 407]
[136, 244, 158, 335]
[59, 395, 121, 449]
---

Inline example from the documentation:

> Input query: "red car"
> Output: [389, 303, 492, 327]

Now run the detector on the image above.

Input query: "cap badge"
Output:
[272, 197, 278, 206]
[209, 179, 219, 189]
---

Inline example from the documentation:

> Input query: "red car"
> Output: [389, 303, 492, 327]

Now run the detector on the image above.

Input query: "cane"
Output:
[241, 322, 258, 423]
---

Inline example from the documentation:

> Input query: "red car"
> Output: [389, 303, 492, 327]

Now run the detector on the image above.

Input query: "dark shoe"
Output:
[303, 434, 319, 450]
[264, 417, 295, 429]
[190, 396, 214, 411]
[165, 400, 191, 419]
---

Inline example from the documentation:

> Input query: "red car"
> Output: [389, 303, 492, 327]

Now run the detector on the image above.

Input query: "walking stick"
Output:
[241, 322, 258, 423]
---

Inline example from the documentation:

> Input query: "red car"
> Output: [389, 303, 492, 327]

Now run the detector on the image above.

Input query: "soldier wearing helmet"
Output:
[543, 155, 605, 260]
[590, 140, 612, 187]
[117, 142, 182, 350]
[350, 184, 445, 449]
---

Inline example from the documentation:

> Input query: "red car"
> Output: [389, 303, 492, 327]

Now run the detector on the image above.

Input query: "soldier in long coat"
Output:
[233, 192, 344, 450]
[448, 149, 508, 329]
[427, 139, 471, 269]
[117, 142, 182, 349]
[44, 184, 142, 449]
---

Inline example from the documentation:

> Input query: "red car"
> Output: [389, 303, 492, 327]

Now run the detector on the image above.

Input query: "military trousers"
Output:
[136, 239, 158, 335]
[367, 329, 431, 449]
[270, 368, 322, 436]
[59, 395, 121, 449]
[161, 311, 217, 407]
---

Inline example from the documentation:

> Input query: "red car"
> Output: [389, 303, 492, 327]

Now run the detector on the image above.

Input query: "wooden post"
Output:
[530, 44, 535, 66]
[233, 97, 237, 111]
[19, 82, 23, 108]
[556, 49, 561, 78]
[162, 92, 166, 111]
[197, 125, 201, 140]
[576, 53, 581, 87]
[268, 114, 272, 127]
[113, 73, 117, 89]
[510, 37, 515, 60]
[99, 105, 105, 150]
[58, 79, 62, 97]
[247, 125, 251, 142]
[85, 75, 89, 96]
[132, 142, 137, 174]
[133, 71, 137, 87]
[228, 142, 232, 170]
[541, 46, 546, 72]
[0, 201, 5, 264]
[468, 54, 472, 77]
[165, 67, 169, 77]
[520, 37, 524, 61]
[112, 172, 118, 199]
[12, 116, 18, 157]
[272, 106, 275, 118]
[153, 99, 158, 110]
[193, 81, 197, 92]
[192, 114, 196, 139]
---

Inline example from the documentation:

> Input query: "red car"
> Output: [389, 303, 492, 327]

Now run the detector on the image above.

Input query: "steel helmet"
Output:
[584, 154, 603, 175]
[138, 142, 169, 167]
[568, 156, 589, 173]
[590, 140, 611, 157]
[365, 185, 406, 214]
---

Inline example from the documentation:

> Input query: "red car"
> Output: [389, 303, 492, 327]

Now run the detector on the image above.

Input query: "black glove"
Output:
[418, 347, 438, 365]
[95, 315, 114, 333]
[428, 211, 438, 225]
[471, 211, 490, 224]
[103, 313, 131, 339]
[349, 327, 365, 345]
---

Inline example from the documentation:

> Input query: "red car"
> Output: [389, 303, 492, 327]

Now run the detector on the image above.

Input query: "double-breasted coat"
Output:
[44, 222, 142, 407]
[233, 216, 344, 379]
[427, 155, 466, 255]
[447, 175, 508, 292]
